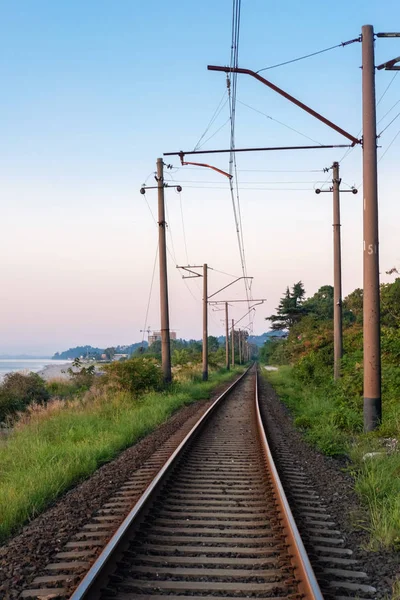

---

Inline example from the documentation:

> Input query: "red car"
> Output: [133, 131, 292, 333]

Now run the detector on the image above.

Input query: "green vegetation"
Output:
[0, 364, 244, 542]
[0, 372, 49, 422]
[262, 279, 400, 550]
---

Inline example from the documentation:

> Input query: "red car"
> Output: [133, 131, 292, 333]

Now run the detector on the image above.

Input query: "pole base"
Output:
[363, 397, 382, 432]
[202, 371, 208, 381]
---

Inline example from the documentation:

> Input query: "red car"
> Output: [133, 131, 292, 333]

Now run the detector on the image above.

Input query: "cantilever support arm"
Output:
[207, 65, 360, 147]
[208, 276, 253, 300]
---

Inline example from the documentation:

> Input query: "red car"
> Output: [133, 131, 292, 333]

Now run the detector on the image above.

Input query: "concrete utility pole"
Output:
[157, 158, 172, 384]
[140, 163, 182, 384]
[316, 166, 357, 380]
[225, 302, 230, 370]
[362, 24, 381, 431]
[238, 329, 242, 364]
[231, 319, 235, 367]
[202, 263, 208, 381]
[332, 162, 343, 381]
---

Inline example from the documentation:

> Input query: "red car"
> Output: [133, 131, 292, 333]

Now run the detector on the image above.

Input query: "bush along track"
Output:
[0, 359, 245, 543]
[261, 279, 400, 564]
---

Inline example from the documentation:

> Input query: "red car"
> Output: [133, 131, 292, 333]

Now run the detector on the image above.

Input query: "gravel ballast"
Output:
[258, 372, 400, 598]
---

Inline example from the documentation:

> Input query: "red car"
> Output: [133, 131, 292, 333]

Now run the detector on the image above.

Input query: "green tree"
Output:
[343, 288, 363, 324]
[104, 347, 116, 361]
[303, 285, 334, 320]
[380, 278, 400, 328]
[208, 336, 220, 353]
[0, 372, 49, 421]
[103, 357, 163, 396]
[267, 281, 307, 331]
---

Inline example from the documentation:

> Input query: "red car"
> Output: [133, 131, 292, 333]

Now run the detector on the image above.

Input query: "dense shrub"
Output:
[0, 372, 49, 422]
[102, 357, 163, 396]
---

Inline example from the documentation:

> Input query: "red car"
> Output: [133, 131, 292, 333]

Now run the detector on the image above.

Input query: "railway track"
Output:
[20, 366, 375, 600]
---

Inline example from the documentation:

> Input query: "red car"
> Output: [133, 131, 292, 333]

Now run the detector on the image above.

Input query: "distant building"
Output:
[148, 331, 177, 346]
[113, 354, 128, 361]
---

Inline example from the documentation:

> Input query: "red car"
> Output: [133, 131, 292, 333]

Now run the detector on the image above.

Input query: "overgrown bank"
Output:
[261, 279, 400, 551]
[0, 360, 245, 542]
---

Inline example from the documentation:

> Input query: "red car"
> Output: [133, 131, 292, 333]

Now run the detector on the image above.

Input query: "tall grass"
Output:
[266, 367, 350, 456]
[0, 367, 243, 542]
[265, 366, 400, 550]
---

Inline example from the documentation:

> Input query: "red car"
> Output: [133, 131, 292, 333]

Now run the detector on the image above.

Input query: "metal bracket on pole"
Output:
[376, 32, 400, 38]
[164, 144, 353, 158]
[140, 184, 182, 194]
[208, 300, 266, 330]
[207, 65, 361, 146]
[376, 33, 400, 70]
[176, 266, 203, 279]
[315, 188, 358, 194]
[376, 56, 400, 70]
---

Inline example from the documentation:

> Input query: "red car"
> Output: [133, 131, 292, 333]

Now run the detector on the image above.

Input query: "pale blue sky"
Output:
[0, 1, 399, 354]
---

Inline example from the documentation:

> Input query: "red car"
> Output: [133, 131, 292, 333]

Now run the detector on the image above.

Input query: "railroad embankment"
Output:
[0, 362, 244, 543]
[262, 279, 400, 553]
[264, 365, 400, 554]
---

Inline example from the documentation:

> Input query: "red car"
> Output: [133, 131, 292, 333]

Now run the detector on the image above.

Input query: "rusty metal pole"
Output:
[202, 263, 208, 381]
[362, 25, 381, 431]
[157, 158, 172, 384]
[231, 319, 235, 367]
[225, 302, 230, 370]
[332, 162, 343, 380]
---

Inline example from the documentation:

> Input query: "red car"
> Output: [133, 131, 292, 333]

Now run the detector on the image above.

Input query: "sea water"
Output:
[0, 359, 67, 381]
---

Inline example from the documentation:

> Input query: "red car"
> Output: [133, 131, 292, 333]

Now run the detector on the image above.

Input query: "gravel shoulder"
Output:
[259, 371, 400, 598]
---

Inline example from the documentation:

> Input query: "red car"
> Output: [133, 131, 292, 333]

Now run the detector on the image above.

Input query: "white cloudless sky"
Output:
[0, 1, 399, 354]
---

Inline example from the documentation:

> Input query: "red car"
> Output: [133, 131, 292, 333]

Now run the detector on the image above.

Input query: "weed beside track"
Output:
[0, 367, 244, 542]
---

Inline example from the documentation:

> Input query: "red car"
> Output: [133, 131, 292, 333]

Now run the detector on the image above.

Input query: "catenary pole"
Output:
[231, 319, 235, 367]
[238, 329, 242, 364]
[332, 162, 343, 380]
[202, 264, 208, 381]
[225, 302, 230, 370]
[157, 158, 172, 384]
[362, 25, 381, 431]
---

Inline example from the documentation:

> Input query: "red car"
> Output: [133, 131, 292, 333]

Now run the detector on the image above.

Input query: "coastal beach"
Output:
[36, 363, 73, 381]
[0, 359, 72, 382]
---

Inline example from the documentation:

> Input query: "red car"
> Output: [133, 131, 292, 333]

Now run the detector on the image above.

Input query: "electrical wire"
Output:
[227, 0, 254, 331]
[142, 193, 157, 225]
[193, 92, 229, 151]
[179, 190, 190, 264]
[378, 98, 400, 125]
[197, 118, 231, 148]
[238, 100, 323, 145]
[334, 74, 399, 171]
[377, 71, 399, 107]
[378, 110, 400, 137]
[141, 241, 159, 348]
[256, 37, 360, 73]
[164, 197, 179, 263]
[378, 127, 400, 163]
[208, 267, 241, 278]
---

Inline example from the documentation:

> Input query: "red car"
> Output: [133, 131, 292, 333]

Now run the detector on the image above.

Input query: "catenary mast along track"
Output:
[62, 366, 322, 600]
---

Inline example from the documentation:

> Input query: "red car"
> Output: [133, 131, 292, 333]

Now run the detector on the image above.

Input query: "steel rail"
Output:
[254, 371, 324, 600]
[69, 366, 322, 600]
[69, 366, 251, 600]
